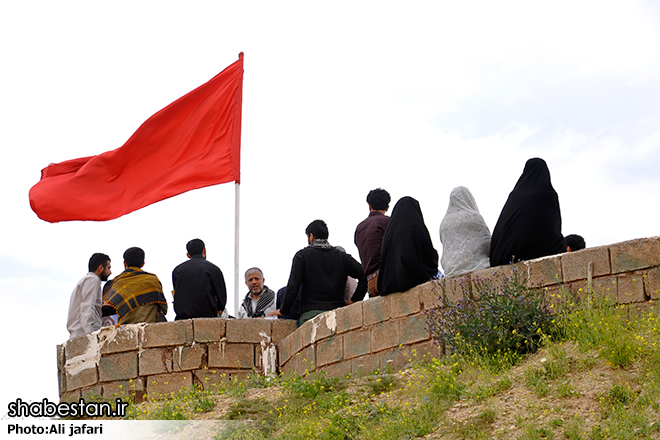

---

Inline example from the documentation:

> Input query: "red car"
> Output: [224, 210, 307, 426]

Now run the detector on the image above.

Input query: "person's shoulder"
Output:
[80, 272, 100, 283]
[144, 271, 161, 282]
[295, 247, 311, 256]
[203, 258, 224, 272]
[172, 259, 191, 272]
[355, 215, 371, 230]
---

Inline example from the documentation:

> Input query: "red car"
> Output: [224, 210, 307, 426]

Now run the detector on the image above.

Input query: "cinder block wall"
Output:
[58, 236, 660, 402]
[278, 236, 660, 377]
[57, 318, 296, 402]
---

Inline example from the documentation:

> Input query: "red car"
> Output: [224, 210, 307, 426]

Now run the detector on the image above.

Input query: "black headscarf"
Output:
[378, 196, 439, 296]
[490, 158, 565, 267]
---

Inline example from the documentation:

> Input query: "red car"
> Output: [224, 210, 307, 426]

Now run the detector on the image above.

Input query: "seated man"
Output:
[354, 188, 391, 297]
[107, 247, 167, 324]
[270, 219, 367, 326]
[237, 267, 276, 319]
[565, 234, 586, 252]
[172, 238, 227, 320]
[67, 253, 112, 338]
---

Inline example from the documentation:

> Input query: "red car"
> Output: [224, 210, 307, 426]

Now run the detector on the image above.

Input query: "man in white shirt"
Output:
[237, 267, 276, 319]
[66, 253, 112, 338]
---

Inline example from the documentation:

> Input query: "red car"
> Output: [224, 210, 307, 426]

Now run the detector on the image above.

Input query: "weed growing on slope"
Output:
[426, 272, 559, 371]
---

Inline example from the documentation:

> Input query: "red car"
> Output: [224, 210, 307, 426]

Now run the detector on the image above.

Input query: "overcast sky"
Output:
[1, 0, 660, 415]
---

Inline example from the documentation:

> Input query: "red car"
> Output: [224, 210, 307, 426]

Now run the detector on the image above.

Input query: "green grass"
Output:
[107, 291, 660, 439]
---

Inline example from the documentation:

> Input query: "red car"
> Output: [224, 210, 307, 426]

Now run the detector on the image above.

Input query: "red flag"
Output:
[29, 53, 244, 223]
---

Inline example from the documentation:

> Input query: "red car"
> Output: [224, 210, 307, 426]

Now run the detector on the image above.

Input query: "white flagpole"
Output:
[234, 181, 240, 316]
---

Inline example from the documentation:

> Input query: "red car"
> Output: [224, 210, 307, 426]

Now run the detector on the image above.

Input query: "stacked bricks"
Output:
[58, 318, 296, 402]
[279, 282, 443, 378]
[59, 236, 660, 394]
[278, 236, 660, 378]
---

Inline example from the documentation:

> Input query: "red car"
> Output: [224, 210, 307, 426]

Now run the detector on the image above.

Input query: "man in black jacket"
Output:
[172, 238, 227, 320]
[269, 220, 367, 326]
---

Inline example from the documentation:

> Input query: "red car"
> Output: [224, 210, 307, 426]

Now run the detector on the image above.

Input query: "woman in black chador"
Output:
[490, 158, 565, 267]
[378, 196, 439, 296]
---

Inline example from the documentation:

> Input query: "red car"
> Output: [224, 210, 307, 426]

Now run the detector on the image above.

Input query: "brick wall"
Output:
[278, 236, 660, 378]
[58, 236, 660, 401]
[57, 318, 296, 402]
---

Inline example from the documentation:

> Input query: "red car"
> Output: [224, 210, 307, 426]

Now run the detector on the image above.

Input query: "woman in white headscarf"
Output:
[439, 186, 491, 277]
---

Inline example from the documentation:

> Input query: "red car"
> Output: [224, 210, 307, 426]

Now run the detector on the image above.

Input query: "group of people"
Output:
[67, 240, 229, 338]
[439, 158, 584, 278]
[67, 157, 586, 337]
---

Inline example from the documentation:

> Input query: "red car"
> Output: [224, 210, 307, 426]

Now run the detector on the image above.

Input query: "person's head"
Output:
[88, 253, 111, 281]
[565, 234, 586, 252]
[366, 188, 390, 211]
[244, 267, 265, 295]
[305, 219, 329, 243]
[123, 247, 145, 268]
[186, 238, 206, 258]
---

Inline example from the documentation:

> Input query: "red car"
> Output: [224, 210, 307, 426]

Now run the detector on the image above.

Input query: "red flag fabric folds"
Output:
[29, 53, 244, 223]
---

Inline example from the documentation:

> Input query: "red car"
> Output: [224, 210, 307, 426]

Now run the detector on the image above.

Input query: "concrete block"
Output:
[472, 261, 528, 288]
[101, 378, 145, 399]
[561, 246, 611, 282]
[644, 267, 660, 300]
[173, 344, 207, 371]
[271, 319, 297, 344]
[436, 277, 469, 304]
[363, 296, 390, 326]
[528, 255, 563, 287]
[98, 325, 141, 355]
[336, 302, 363, 333]
[57, 345, 66, 395]
[390, 288, 421, 318]
[592, 276, 618, 302]
[145, 372, 193, 399]
[80, 385, 103, 401]
[418, 280, 441, 310]
[65, 333, 96, 359]
[316, 334, 343, 367]
[610, 237, 660, 273]
[98, 351, 138, 382]
[308, 310, 337, 343]
[617, 272, 646, 304]
[627, 301, 660, 320]
[193, 318, 226, 343]
[143, 321, 193, 348]
[57, 344, 66, 369]
[65, 366, 98, 391]
[60, 390, 81, 403]
[541, 284, 566, 311]
[343, 327, 371, 360]
[351, 353, 381, 375]
[139, 347, 173, 376]
[565, 280, 588, 302]
[317, 360, 351, 378]
[295, 345, 316, 374]
[408, 340, 444, 362]
[192, 368, 225, 390]
[278, 334, 293, 365]
[379, 346, 413, 372]
[397, 314, 431, 345]
[299, 319, 315, 348]
[207, 343, 255, 369]
[370, 321, 399, 352]
[226, 319, 272, 344]
[280, 358, 296, 376]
